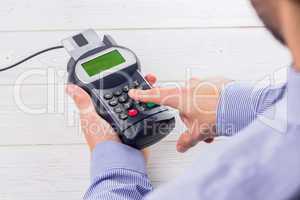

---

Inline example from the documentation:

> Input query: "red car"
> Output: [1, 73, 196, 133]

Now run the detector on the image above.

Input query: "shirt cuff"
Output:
[216, 81, 265, 137]
[90, 141, 147, 181]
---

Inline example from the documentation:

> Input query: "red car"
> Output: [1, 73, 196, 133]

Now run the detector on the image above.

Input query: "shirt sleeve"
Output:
[216, 81, 286, 136]
[83, 141, 153, 200]
[144, 67, 300, 200]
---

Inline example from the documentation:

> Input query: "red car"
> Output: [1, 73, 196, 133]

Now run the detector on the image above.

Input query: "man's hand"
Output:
[66, 84, 121, 151]
[129, 76, 230, 153]
[66, 74, 157, 157]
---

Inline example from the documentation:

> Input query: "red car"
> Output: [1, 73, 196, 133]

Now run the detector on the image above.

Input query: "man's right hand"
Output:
[129, 76, 230, 153]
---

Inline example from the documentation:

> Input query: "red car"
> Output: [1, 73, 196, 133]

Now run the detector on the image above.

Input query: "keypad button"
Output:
[118, 95, 128, 103]
[109, 99, 118, 107]
[137, 105, 146, 112]
[128, 109, 139, 117]
[133, 100, 140, 106]
[123, 85, 130, 93]
[146, 102, 157, 108]
[132, 80, 139, 88]
[104, 93, 113, 100]
[114, 106, 123, 113]
[123, 101, 132, 110]
[113, 90, 122, 97]
[119, 113, 128, 120]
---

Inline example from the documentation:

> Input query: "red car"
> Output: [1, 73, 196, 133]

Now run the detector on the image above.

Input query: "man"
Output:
[66, 0, 300, 199]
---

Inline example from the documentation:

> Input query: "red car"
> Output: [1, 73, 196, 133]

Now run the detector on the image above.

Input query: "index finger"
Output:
[128, 87, 185, 109]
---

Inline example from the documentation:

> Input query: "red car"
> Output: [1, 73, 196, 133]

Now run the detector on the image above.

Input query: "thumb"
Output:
[129, 87, 184, 109]
[66, 84, 95, 114]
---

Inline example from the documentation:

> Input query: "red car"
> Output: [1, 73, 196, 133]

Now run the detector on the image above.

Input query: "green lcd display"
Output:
[82, 50, 126, 77]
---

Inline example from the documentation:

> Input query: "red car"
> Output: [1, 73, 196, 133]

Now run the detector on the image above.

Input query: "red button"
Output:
[128, 109, 138, 117]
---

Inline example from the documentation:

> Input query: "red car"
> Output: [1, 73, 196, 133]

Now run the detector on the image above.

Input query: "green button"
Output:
[146, 102, 156, 108]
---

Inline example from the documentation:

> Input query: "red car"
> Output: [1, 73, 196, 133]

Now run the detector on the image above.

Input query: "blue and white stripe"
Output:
[84, 81, 288, 200]
[84, 168, 153, 200]
[216, 82, 286, 136]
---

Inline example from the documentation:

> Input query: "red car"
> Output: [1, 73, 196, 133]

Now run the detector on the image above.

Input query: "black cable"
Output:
[0, 45, 64, 72]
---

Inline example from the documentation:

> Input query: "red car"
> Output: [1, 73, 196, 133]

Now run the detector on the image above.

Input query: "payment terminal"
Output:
[62, 29, 175, 149]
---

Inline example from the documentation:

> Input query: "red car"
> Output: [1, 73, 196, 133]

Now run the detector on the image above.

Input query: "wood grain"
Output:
[0, 140, 228, 200]
[0, 0, 260, 31]
[0, 0, 291, 198]
[0, 29, 290, 85]
[0, 29, 290, 146]
[0, 105, 187, 145]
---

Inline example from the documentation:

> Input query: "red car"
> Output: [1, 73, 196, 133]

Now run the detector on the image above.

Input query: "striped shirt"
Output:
[84, 67, 300, 200]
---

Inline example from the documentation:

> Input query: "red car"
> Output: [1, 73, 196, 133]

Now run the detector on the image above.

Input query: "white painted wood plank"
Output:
[0, 105, 186, 145]
[0, 140, 227, 200]
[0, 1, 284, 199]
[0, 29, 290, 85]
[0, 145, 90, 200]
[0, 106, 83, 145]
[0, 28, 290, 145]
[0, 67, 288, 107]
[0, 0, 261, 31]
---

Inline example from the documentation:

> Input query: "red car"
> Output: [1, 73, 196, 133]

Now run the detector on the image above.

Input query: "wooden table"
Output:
[0, 0, 290, 199]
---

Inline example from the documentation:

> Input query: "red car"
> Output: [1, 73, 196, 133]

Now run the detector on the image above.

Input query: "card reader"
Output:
[62, 29, 175, 149]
